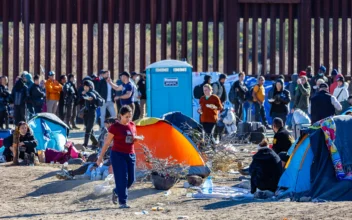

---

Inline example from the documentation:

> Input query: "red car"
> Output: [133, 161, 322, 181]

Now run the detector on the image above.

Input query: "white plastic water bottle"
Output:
[202, 176, 213, 194]
[90, 169, 97, 181]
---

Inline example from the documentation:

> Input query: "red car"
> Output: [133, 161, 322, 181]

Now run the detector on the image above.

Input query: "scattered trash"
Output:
[312, 198, 328, 203]
[177, 216, 190, 219]
[164, 190, 172, 196]
[299, 196, 311, 202]
[183, 182, 190, 188]
[254, 190, 275, 199]
[202, 176, 213, 194]
[134, 210, 149, 215]
[279, 198, 291, 202]
[236, 180, 251, 190]
[228, 169, 240, 174]
[151, 206, 164, 211]
[74, 174, 90, 180]
[156, 203, 165, 206]
[93, 174, 115, 196]
[186, 193, 193, 198]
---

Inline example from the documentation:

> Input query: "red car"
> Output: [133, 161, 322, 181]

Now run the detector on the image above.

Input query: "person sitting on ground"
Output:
[310, 83, 342, 124]
[249, 139, 283, 194]
[278, 152, 290, 169]
[272, 117, 295, 155]
[10, 121, 38, 165]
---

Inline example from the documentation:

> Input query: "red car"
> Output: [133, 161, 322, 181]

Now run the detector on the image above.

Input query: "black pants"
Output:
[234, 99, 243, 122]
[65, 102, 74, 127]
[14, 106, 26, 125]
[0, 110, 9, 129]
[254, 102, 268, 126]
[133, 102, 141, 121]
[83, 108, 98, 146]
[27, 103, 35, 118]
[116, 101, 122, 114]
[34, 105, 42, 114]
[58, 100, 66, 121]
[202, 122, 216, 140]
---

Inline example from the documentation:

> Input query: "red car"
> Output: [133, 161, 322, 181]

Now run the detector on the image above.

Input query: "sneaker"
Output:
[112, 189, 118, 205]
[56, 170, 73, 180]
[119, 204, 131, 209]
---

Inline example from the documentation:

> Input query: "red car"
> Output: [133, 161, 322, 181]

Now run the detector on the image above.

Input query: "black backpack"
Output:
[92, 91, 105, 107]
[245, 86, 255, 102]
[229, 84, 237, 104]
[193, 84, 204, 99]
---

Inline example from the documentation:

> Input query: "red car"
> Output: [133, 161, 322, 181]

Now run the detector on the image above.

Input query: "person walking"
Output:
[11, 73, 28, 125]
[310, 83, 342, 124]
[108, 72, 135, 116]
[30, 75, 46, 114]
[131, 72, 141, 121]
[96, 105, 141, 208]
[268, 78, 291, 125]
[63, 74, 79, 129]
[58, 75, 67, 120]
[137, 72, 147, 118]
[252, 76, 271, 129]
[97, 70, 116, 128]
[45, 71, 62, 114]
[292, 72, 311, 114]
[198, 84, 223, 142]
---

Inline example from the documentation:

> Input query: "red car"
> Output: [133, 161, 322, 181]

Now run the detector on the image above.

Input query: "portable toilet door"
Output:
[146, 60, 193, 118]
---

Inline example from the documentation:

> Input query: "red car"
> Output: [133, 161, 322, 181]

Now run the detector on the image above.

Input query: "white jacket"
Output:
[333, 84, 349, 102]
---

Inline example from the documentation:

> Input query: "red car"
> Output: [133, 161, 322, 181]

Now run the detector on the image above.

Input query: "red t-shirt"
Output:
[108, 121, 136, 154]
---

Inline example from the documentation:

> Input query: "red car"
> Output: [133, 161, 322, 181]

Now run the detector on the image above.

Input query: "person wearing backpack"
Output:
[252, 76, 271, 129]
[193, 75, 212, 99]
[0, 76, 10, 129]
[332, 76, 350, 114]
[30, 75, 46, 114]
[108, 71, 135, 116]
[212, 74, 227, 103]
[63, 74, 79, 129]
[11, 73, 29, 125]
[229, 72, 248, 121]
[81, 80, 100, 148]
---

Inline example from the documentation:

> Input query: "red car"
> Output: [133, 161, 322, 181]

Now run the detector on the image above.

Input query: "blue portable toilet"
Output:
[146, 60, 193, 118]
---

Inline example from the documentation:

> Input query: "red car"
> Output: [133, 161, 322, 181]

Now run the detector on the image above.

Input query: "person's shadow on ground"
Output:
[24, 180, 90, 197]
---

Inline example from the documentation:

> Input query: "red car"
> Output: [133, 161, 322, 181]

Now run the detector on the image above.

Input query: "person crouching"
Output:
[249, 139, 283, 194]
[11, 121, 38, 165]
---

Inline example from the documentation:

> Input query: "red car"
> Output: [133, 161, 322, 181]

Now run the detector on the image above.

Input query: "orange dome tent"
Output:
[135, 118, 210, 177]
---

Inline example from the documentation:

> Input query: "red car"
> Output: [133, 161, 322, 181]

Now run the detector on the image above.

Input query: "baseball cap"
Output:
[48, 71, 55, 76]
[319, 83, 329, 89]
[299, 71, 307, 77]
[99, 69, 109, 75]
[337, 76, 345, 83]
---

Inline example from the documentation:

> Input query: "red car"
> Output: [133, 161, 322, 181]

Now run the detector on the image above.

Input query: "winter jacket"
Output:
[272, 127, 295, 154]
[232, 80, 248, 102]
[84, 89, 98, 110]
[11, 79, 28, 106]
[137, 78, 147, 100]
[45, 79, 62, 101]
[30, 84, 46, 106]
[249, 147, 283, 194]
[311, 90, 342, 124]
[333, 83, 349, 102]
[269, 79, 291, 116]
[289, 74, 298, 105]
[294, 82, 311, 111]
[0, 85, 10, 111]
[330, 74, 344, 95]
[96, 78, 116, 101]
[63, 81, 78, 105]
[212, 81, 227, 103]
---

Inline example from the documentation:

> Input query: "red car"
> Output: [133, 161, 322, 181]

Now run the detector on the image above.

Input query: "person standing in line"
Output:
[58, 75, 67, 120]
[310, 83, 342, 124]
[212, 74, 227, 104]
[292, 72, 311, 114]
[96, 105, 141, 209]
[22, 72, 35, 118]
[231, 72, 248, 121]
[63, 74, 79, 129]
[0, 76, 10, 129]
[198, 84, 223, 142]
[268, 78, 291, 125]
[333, 76, 350, 114]
[108, 72, 135, 116]
[131, 72, 141, 121]
[96, 70, 116, 128]
[11, 73, 28, 125]
[252, 76, 271, 129]
[45, 71, 62, 114]
[137, 72, 147, 119]
[30, 75, 46, 114]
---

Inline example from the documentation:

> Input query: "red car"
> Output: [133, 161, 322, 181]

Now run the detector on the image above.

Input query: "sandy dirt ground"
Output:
[1, 128, 352, 220]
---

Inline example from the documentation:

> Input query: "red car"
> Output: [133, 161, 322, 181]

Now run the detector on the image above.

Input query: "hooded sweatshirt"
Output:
[294, 81, 311, 112]
[330, 74, 343, 95]
[333, 82, 349, 102]
[24, 73, 34, 89]
[269, 79, 291, 116]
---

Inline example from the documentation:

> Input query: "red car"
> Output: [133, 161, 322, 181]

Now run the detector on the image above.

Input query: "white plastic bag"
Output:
[93, 174, 115, 196]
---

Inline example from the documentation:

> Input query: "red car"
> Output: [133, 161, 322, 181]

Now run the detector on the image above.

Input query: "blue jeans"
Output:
[254, 102, 268, 126]
[110, 151, 136, 205]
